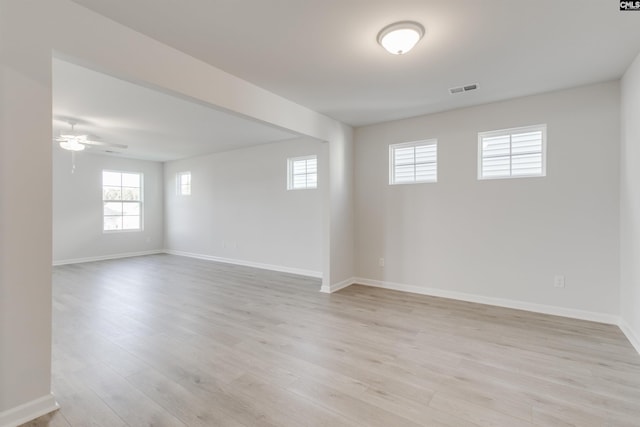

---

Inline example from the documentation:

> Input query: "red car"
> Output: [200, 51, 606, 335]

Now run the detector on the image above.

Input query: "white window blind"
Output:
[389, 139, 437, 185]
[287, 155, 317, 190]
[102, 170, 143, 231]
[478, 124, 546, 179]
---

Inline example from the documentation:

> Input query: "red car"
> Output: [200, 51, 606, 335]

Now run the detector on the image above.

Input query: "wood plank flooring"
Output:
[21, 254, 640, 427]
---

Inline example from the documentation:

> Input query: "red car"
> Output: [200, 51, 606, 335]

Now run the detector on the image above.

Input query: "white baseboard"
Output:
[0, 394, 59, 427]
[619, 318, 640, 355]
[164, 249, 322, 279]
[52, 250, 163, 266]
[352, 277, 620, 325]
[320, 277, 356, 293]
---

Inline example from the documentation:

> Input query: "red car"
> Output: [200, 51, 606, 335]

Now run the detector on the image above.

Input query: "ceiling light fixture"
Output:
[377, 21, 425, 55]
[59, 136, 85, 151]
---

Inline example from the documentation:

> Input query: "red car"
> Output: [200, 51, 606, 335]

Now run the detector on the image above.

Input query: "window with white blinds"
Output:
[478, 124, 546, 180]
[287, 155, 317, 190]
[389, 139, 437, 185]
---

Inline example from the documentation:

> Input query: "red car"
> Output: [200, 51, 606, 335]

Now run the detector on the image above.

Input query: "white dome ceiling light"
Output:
[377, 21, 425, 55]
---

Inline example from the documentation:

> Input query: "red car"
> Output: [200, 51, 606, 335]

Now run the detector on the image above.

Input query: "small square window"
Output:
[478, 124, 546, 180]
[287, 156, 317, 190]
[178, 172, 191, 195]
[389, 139, 437, 185]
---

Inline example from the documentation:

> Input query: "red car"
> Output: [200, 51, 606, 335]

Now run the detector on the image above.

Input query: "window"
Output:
[102, 171, 142, 231]
[178, 171, 191, 195]
[389, 139, 437, 185]
[287, 155, 317, 190]
[478, 124, 546, 180]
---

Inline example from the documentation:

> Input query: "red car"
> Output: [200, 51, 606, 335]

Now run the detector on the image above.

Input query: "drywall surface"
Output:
[326, 124, 355, 288]
[52, 148, 164, 263]
[354, 82, 620, 317]
[0, 0, 353, 421]
[0, 61, 56, 416]
[620, 52, 640, 349]
[164, 138, 324, 276]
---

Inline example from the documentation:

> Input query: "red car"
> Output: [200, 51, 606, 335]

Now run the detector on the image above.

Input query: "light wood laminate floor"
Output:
[22, 254, 640, 427]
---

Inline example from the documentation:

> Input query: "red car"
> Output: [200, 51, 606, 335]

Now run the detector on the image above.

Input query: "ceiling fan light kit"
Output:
[60, 138, 84, 151]
[377, 21, 425, 55]
[55, 123, 89, 151]
[58, 136, 86, 151]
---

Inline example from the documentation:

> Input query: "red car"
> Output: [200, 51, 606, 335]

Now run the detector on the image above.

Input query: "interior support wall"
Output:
[620, 52, 640, 352]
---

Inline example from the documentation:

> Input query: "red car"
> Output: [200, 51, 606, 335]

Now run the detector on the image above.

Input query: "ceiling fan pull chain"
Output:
[71, 151, 76, 174]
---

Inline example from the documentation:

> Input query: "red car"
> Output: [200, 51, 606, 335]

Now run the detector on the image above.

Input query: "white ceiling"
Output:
[55, 1, 640, 161]
[70, 0, 640, 127]
[53, 58, 299, 162]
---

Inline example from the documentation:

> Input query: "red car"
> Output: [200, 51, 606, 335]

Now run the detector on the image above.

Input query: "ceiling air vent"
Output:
[449, 83, 478, 95]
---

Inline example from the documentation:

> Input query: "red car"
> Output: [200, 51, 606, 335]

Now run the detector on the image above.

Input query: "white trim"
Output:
[0, 394, 59, 427]
[353, 277, 620, 325]
[619, 318, 640, 355]
[52, 250, 163, 266]
[165, 250, 322, 278]
[320, 277, 356, 293]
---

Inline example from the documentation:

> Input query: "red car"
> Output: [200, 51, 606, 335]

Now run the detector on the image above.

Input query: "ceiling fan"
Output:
[54, 122, 127, 152]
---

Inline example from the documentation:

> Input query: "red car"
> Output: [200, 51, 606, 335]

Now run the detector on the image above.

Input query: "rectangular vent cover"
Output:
[449, 83, 478, 95]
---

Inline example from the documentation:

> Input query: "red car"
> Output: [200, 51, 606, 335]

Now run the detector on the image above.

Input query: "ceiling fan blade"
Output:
[80, 140, 128, 149]
[58, 133, 88, 139]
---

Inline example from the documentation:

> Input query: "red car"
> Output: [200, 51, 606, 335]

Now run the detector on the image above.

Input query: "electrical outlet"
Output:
[379, 258, 385, 267]
[554, 275, 565, 288]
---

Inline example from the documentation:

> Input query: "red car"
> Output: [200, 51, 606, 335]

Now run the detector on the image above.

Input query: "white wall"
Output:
[0, 0, 353, 423]
[620, 52, 640, 351]
[324, 124, 356, 290]
[164, 138, 324, 276]
[52, 148, 164, 264]
[0, 60, 56, 421]
[354, 82, 620, 319]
